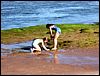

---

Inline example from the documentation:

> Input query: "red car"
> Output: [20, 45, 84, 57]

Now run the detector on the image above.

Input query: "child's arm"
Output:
[50, 27, 55, 39]
[50, 27, 53, 36]
[42, 41, 49, 51]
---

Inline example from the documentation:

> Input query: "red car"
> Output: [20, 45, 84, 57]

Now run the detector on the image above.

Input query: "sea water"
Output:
[1, 1, 99, 30]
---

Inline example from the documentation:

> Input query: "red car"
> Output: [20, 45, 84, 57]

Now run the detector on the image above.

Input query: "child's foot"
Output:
[30, 48, 33, 53]
[34, 51, 41, 55]
[52, 48, 57, 50]
[30, 48, 35, 53]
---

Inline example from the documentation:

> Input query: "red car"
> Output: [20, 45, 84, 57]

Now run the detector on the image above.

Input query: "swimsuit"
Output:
[52, 26, 61, 34]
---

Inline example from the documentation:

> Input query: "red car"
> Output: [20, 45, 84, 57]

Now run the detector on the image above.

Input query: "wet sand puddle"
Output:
[46, 53, 99, 65]
[1, 41, 99, 66]
[1, 41, 32, 56]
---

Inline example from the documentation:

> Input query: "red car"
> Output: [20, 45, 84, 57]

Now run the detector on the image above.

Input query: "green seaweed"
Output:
[1, 23, 99, 49]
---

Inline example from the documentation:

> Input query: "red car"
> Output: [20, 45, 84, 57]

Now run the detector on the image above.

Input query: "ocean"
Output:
[1, 1, 99, 30]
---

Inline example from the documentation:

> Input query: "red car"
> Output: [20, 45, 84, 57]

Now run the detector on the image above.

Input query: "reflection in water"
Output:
[53, 50, 59, 64]
[47, 50, 99, 65]
[1, 42, 99, 66]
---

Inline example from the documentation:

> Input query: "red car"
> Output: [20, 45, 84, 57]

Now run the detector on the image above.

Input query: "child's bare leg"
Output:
[30, 45, 41, 54]
[54, 38, 57, 49]
[52, 33, 60, 50]
[34, 45, 41, 52]
[30, 48, 33, 53]
[33, 45, 42, 54]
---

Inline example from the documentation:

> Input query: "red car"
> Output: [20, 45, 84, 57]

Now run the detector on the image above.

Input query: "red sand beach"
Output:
[1, 48, 99, 75]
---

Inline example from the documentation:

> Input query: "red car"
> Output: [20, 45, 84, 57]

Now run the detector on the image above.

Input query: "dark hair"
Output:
[46, 24, 54, 29]
[43, 37, 48, 41]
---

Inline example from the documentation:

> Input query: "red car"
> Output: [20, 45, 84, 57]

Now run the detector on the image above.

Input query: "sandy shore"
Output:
[1, 48, 99, 75]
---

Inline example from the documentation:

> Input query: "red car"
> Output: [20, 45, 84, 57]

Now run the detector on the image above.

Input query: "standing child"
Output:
[30, 37, 49, 53]
[46, 24, 61, 50]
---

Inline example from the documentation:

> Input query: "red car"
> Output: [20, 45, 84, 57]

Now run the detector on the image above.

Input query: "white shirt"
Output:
[33, 39, 43, 45]
[32, 39, 49, 51]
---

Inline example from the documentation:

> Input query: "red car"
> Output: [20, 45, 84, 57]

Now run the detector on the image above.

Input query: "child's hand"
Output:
[50, 35, 54, 39]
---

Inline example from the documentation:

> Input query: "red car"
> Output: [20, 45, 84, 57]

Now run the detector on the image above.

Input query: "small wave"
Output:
[6, 13, 69, 18]
[1, 1, 99, 30]
[88, 1, 99, 6]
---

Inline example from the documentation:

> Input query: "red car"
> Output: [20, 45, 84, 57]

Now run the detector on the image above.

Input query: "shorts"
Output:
[56, 28, 61, 34]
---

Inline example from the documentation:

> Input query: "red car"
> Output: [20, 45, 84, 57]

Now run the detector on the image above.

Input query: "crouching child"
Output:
[30, 37, 50, 53]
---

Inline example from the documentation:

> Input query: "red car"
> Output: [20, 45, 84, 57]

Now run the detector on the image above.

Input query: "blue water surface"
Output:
[1, 1, 99, 30]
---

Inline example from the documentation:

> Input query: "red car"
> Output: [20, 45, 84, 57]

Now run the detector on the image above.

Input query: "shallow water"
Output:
[1, 41, 32, 56]
[46, 54, 99, 65]
[1, 41, 32, 50]
[1, 1, 99, 30]
[1, 41, 99, 66]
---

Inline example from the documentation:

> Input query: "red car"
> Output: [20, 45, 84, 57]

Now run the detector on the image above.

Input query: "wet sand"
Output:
[1, 48, 99, 75]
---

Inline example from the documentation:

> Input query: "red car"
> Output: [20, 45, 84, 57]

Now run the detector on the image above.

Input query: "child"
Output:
[46, 24, 61, 50]
[30, 37, 49, 53]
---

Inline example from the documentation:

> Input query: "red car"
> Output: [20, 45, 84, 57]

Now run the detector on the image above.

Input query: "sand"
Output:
[1, 48, 99, 75]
